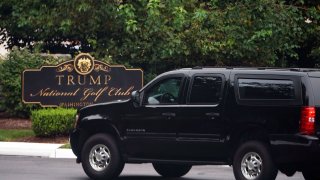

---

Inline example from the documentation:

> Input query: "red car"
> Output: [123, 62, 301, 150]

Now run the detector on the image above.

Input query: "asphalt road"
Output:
[0, 156, 304, 180]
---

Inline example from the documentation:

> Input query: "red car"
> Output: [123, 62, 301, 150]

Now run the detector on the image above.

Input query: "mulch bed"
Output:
[0, 118, 68, 144]
[0, 118, 32, 129]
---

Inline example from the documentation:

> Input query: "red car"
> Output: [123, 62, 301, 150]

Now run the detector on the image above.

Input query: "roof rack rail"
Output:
[192, 66, 235, 69]
[192, 66, 203, 69]
[289, 68, 300, 71]
[190, 66, 320, 72]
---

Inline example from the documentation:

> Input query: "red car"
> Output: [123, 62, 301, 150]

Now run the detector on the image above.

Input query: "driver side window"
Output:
[144, 77, 182, 105]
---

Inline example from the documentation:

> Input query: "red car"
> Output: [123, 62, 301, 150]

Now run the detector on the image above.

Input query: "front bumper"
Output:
[270, 134, 320, 165]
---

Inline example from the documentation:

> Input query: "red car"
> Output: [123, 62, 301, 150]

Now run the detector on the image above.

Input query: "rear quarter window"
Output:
[235, 74, 302, 106]
[238, 79, 295, 100]
[310, 78, 320, 105]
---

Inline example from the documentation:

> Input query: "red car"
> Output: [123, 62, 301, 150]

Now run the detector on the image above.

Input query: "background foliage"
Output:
[0, 0, 319, 75]
[31, 108, 76, 137]
[0, 49, 65, 117]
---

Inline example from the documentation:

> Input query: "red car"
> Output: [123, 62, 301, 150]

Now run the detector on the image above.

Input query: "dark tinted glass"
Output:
[310, 77, 320, 105]
[145, 77, 182, 104]
[189, 76, 222, 104]
[238, 78, 295, 100]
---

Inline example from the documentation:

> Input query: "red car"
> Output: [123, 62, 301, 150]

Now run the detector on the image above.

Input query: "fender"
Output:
[79, 113, 122, 138]
[75, 114, 123, 162]
[227, 123, 269, 164]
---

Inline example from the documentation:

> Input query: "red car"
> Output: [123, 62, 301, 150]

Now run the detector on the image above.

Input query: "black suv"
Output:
[70, 67, 320, 180]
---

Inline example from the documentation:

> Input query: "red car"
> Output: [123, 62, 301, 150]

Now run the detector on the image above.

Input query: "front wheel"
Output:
[81, 133, 124, 180]
[152, 163, 192, 177]
[233, 141, 278, 180]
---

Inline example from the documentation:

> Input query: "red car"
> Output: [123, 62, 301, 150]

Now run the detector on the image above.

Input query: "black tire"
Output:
[152, 163, 192, 177]
[302, 169, 320, 180]
[81, 133, 124, 180]
[233, 141, 278, 180]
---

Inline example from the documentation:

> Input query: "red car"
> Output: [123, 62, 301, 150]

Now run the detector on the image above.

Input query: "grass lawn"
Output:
[0, 129, 35, 141]
[60, 143, 71, 149]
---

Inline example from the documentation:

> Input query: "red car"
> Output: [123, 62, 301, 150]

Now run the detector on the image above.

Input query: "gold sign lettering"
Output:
[82, 87, 109, 102]
[90, 76, 101, 85]
[56, 75, 112, 86]
[59, 102, 93, 108]
[30, 88, 80, 97]
[108, 86, 134, 96]
[78, 75, 85, 85]
[29, 86, 135, 102]
[68, 75, 75, 85]
[56, 75, 64, 85]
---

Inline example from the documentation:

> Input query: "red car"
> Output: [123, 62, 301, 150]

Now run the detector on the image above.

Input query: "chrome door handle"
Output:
[162, 112, 176, 120]
[162, 112, 176, 117]
[205, 112, 220, 119]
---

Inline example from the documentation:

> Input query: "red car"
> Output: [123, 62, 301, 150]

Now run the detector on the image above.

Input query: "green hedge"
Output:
[31, 108, 76, 137]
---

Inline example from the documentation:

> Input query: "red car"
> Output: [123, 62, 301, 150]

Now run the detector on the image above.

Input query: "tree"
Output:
[0, 0, 319, 77]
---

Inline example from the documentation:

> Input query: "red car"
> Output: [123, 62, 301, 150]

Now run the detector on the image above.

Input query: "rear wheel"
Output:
[81, 133, 124, 180]
[233, 141, 278, 180]
[152, 163, 192, 177]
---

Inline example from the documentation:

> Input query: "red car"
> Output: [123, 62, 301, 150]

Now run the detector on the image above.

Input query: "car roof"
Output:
[167, 67, 320, 77]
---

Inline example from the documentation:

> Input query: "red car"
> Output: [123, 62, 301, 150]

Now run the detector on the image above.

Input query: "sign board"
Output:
[22, 53, 143, 108]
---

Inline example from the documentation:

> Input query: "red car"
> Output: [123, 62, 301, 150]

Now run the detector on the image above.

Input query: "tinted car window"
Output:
[238, 78, 295, 100]
[189, 76, 222, 104]
[310, 77, 320, 105]
[144, 77, 182, 105]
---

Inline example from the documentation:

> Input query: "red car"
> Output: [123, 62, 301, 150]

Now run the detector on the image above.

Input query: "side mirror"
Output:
[131, 90, 141, 107]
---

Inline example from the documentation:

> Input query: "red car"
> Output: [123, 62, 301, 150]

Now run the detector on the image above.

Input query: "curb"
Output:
[0, 142, 76, 158]
[51, 148, 76, 158]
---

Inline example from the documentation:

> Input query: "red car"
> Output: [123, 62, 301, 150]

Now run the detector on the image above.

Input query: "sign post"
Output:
[22, 53, 143, 108]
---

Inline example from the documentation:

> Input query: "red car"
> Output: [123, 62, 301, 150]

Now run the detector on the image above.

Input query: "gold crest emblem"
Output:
[74, 53, 95, 75]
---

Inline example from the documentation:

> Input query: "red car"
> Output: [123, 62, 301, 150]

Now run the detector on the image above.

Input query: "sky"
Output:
[0, 43, 8, 57]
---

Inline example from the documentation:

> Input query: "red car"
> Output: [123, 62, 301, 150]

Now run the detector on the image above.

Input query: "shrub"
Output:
[31, 108, 76, 137]
[0, 48, 66, 117]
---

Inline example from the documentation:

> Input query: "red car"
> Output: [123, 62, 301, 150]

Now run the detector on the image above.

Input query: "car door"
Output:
[176, 73, 228, 161]
[122, 74, 185, 159]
